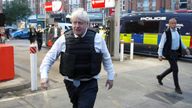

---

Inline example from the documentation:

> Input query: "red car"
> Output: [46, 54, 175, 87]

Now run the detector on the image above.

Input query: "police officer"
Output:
[40, 8, 115, 108]
[157, 18, 190, 94]
[36, 24, 44, 51]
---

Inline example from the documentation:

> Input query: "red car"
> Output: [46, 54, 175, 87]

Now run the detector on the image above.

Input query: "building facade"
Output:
[27, 0, 192, 25]
[121, 0, 192, 15]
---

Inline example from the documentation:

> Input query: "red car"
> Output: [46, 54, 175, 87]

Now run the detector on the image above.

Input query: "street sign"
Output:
[44, 1, 62, 12]
[92, 0, 105, 8]
[109, 8, 115, 16]
[44, 2, 52, 12]
[105, 0, 115, 8]
[92, 0, 115, 8]
[52, 1, 62, 12]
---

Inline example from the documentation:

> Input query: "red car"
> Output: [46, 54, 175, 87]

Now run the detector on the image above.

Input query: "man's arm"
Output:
[99, 35, 115, 90]
[158, 32, 167, 61]
[40, 36, 65, 90]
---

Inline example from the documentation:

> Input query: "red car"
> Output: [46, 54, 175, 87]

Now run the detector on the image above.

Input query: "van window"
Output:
[122, 21, 159, 33]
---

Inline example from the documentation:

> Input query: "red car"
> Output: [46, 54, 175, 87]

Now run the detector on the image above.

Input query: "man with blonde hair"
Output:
[40, 8, 115, 107]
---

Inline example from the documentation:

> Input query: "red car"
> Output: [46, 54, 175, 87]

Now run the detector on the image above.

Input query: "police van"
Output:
[120, 13, 192, 59]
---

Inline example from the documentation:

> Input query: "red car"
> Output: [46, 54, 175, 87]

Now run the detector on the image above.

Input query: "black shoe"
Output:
[175, 88, 182, 94]
[156, 75, 163, 85]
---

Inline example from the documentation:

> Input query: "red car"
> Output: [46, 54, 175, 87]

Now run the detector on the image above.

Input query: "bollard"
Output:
[30, 43, 38, 91]
[130, 39, 134, 60]
[120, 40, 124, 62]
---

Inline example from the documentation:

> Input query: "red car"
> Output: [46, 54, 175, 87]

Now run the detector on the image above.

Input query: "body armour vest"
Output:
[162, 28, 182, 58]
[59, 29, 103, 79]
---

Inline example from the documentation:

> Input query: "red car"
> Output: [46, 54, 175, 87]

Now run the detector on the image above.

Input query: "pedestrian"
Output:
[40, 8, 115, 108]
[0, 27, 6, 43]
[28, 24, 37, 44]
[156, 18, 191, 94]
[36, 24, 44, 51]
[52, 23, 61, 43]
[5, 28, 10, 41]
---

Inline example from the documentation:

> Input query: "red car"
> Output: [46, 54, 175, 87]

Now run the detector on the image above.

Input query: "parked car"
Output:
[5, 26, 17, 37]
[10, 28, 29, 39]
[57, 23, 72, 32]
[5, 26, 17, 33]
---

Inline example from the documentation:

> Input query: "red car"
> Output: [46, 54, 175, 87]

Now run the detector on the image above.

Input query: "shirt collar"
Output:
[171, 28, 177, 32]
[74, 28, 88, 38]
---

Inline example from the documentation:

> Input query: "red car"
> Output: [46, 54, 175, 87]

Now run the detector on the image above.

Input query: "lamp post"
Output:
[113, 0, 120, 59]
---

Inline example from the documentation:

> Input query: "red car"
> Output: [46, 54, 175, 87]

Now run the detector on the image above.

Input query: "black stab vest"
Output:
[59, 29, 103, 79]
[162, 28, 182, 58]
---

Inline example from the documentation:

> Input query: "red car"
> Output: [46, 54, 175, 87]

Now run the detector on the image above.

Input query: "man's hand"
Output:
[158, 56, 163, 61]
[41, 78, 49, 90]
[186, 48, 190, 55]
[105, 80, 113, 90]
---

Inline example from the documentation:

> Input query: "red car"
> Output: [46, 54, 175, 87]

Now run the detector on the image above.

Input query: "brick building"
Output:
[121, 0, 192, 15]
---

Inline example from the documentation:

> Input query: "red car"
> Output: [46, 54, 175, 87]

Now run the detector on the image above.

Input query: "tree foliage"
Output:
[3, 0, 31, 25]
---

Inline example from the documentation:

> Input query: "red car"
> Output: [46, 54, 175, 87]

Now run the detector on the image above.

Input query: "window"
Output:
[122, 0, 126, 11]
[122, 21, 160, 33]
[152, 0, 156, 11]
[180, 0, 187, 9]
[137, 0, 143, 11]
[143, 0, 149, 11]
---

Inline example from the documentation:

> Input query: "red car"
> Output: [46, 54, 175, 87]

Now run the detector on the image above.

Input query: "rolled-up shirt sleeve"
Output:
[158, 32, 166, 57]
[40, 36, 65, 79]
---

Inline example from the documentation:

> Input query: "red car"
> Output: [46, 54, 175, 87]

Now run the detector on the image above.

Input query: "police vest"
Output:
[162, 28, 182, 58]
[59, 29, 103, 79]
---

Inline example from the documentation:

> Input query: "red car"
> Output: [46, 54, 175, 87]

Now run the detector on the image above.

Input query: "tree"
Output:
[3, 0, 31, 25]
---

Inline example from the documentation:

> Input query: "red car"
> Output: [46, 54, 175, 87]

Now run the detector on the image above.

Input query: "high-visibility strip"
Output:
[120, 33, 124, 40]
[143, 33, 158, 45]
[190, 36, 192, 48]
[181, 35, 190, 47]
[120, 33, 132, 43]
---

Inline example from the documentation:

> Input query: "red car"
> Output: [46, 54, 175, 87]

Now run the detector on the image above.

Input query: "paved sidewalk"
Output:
[0, 75, 30, 93]
[0, 56, 192, 108]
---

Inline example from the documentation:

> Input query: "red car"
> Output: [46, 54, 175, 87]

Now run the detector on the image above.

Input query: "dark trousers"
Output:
[64, 79, 98, 108]
[37, 39, 42, 51]
[159, 51, 180, 89]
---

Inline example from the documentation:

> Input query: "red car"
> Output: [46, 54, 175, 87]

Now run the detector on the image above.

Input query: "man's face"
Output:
[72, 17, 88, 37]
[169, 19, 177, 29]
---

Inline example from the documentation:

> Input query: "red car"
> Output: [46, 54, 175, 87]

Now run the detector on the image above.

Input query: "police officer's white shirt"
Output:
[40, 29, 115, 81]
[158, 28, 186, 56]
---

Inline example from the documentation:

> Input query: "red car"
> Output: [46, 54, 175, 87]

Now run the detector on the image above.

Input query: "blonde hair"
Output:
[70, 8, 90, 23]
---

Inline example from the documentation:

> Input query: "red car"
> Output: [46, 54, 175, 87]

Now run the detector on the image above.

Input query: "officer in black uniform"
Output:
[40, 8, 115, 108]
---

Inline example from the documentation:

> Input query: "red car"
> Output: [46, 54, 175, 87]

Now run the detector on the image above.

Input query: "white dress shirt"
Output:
[40, 30, 115, 81]
[158, 28, 186, 56]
